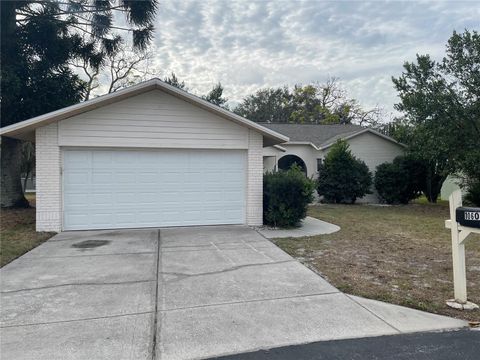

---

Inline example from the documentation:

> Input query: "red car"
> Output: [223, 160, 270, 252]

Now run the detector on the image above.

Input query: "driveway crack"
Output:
[1, 279, 155, 294]
[0, 311, 154, 329]
[160, 260, 296, 283]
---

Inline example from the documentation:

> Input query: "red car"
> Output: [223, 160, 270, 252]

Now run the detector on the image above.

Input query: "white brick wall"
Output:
[246, 130, 263, 226]
[36, 123, 62, 232]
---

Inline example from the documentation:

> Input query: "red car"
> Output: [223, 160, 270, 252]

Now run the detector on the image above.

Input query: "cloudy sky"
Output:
[148, 0, 478, 117]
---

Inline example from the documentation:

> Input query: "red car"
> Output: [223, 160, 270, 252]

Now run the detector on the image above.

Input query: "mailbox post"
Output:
[445, 190, 480, 310]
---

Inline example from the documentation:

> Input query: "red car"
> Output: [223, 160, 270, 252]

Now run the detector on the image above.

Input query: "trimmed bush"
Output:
[317, 140, 372, 204]
[374, 156, 425, 204]
[263, 165, 315, 228]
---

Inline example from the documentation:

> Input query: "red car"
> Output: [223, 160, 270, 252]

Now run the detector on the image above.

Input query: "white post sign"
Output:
[445, 189, 480, 310]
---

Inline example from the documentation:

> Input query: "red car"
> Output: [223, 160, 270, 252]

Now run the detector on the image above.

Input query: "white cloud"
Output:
[148, 0, 478, 117]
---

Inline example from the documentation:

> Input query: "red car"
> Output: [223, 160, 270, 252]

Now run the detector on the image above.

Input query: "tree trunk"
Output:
[1, 3, 29, 208]
[423, 166, 447, 204]
[23, 169, 30, 194]
[1, 137, 29, 208]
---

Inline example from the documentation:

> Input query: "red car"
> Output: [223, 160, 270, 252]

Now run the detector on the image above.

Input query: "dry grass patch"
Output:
[0, 195, 54, 267]
[274, 203, 480, 322]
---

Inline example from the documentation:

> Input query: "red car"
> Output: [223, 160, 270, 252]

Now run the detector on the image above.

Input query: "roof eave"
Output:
[0, 78, 289, 146]
[281, 141, 320, 150]
[273, 144, 287, 152]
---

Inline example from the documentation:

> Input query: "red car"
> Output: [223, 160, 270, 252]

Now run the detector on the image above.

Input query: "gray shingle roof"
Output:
[259, 123, 365, 147]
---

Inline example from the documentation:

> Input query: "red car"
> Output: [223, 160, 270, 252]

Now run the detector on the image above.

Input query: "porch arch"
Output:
[278, 154, 307, 175]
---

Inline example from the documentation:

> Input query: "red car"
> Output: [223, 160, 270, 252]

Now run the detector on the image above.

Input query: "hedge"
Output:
[263, 165, 315, 228]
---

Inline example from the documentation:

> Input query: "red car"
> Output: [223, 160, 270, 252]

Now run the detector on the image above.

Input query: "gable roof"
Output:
[259, 123, 405, 149]
[0, 78, 289, 147]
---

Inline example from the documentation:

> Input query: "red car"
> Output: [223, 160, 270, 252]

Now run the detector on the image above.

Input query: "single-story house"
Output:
[261, 123, 406, 202]
[0, 78, 288, 232]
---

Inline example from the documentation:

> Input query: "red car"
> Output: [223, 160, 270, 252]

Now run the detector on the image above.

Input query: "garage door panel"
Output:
[224, 209, 244, 219]
[224, 191, 244, 202]
[92, 171, 113, 184]
[115, 192, 137, 205]
[92, 151, 114, 168]
[137, 192, 157, 204]
[203, 191, 223, 201]
[64, 171, 89, 186]
[64, 151, 91, 169]
[138, 172, 158, 184]
[91, 213, 115, 226]
[64, 212, 90, 229]
[116, 171, 137, 184]
[90, 193, 113, 207]
[115, 212, 137, 225]
[63, 149, 246, 230]
[63, 192, 89, 207]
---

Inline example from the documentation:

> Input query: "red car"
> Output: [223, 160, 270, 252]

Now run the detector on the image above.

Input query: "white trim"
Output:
[0, 78, 289, 146]
[319, 128, 406, 150]
[281, 141, 320, 150]
[273, 144, 287, 152]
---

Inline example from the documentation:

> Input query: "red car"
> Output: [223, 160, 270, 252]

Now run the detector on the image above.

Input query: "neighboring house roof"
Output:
[259, 123, 405, 149]
[0, 78, 289, 147]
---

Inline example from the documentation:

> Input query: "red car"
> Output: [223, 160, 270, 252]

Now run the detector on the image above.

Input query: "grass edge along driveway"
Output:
[1, 195, 54, 267]
[274, 203, 480, 322]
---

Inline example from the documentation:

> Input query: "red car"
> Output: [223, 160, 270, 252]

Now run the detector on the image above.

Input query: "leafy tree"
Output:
[234, 78, 382, 125]
[234, 87, 291, 123]
[392, 30, 480, 202]
[289, 84, 333, 124]
[374, 156, 425, 204]
[203, 83, 228, 108]
[317, 140, 372, 204]
[163, 72, 187, 90]
[465, 179, 480, 206]
[1, 0, 157, 208]
[289, 80, 383, 125]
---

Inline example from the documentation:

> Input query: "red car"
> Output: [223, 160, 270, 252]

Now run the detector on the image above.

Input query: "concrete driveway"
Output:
[0, 226, 467, 360]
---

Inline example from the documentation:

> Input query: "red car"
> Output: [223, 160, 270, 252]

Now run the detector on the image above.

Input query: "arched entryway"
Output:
[278, 155, 307, 175]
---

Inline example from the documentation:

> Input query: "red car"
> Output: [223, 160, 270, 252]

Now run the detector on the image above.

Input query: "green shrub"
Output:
[465, 179, 480, 206]
[317, 140, 372, 204]
[263, 165, 315, 228]
[374, 156, 425, 204]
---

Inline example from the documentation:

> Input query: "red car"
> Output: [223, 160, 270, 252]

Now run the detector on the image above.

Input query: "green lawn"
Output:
[0, 195, 54, 267]
[274, 203, 480, 322]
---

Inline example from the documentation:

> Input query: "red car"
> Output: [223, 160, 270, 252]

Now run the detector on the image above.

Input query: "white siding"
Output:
[345, 132, 405, 203]
[36, 123, 62, 232]
[276, 144, 319, 178]
[58, 90, 249, 149]
[263, 146, 283, 173]
[346, 132, 404, 174]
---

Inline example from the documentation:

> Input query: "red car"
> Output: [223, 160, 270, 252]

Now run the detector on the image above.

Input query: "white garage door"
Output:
[63, 149, 246, 230]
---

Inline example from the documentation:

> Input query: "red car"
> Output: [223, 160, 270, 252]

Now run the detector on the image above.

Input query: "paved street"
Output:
[211, 329, 480, 360]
